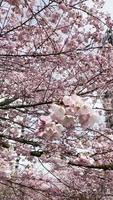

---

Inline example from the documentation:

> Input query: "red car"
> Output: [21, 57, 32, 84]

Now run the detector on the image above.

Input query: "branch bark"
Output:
[68, 160, 113, 170]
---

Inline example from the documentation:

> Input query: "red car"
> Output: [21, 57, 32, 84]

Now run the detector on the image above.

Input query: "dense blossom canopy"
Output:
[0, 0, 113, 199]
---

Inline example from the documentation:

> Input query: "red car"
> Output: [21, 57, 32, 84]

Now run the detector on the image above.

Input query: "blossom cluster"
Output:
[39, 94, 99, 139]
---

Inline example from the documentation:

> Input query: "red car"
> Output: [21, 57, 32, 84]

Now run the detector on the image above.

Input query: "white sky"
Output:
[103, 0, 113, 19]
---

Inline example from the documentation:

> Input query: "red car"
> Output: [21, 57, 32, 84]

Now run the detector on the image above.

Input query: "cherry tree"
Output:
[0, 0, 113, 199]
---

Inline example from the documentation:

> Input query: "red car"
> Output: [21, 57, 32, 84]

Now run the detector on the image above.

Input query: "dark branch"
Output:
[0, 133, 41, 147]
[68, 160, 113, 170]
[0, 45, 104, 58]
[0, 1, 54, 36]
[0, 101, 53, 109]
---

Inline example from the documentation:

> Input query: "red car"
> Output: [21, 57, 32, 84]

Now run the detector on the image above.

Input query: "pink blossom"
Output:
[49, 104, 65, 121]
[62, 115, 75, 128]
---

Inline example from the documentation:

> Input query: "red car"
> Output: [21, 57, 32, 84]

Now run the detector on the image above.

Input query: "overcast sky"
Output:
[103, 0, 113, 19]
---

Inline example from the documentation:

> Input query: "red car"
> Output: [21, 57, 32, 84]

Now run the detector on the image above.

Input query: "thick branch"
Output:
[0, 101, 53, 109]
[0, 133, 41, 147]
[68, 160, 113, 170]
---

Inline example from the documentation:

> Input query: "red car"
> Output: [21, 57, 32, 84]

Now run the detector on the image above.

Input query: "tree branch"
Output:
[0, 133, 41, 147]
[0, 101, 53, 109]
[68, 160, 113, 170]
